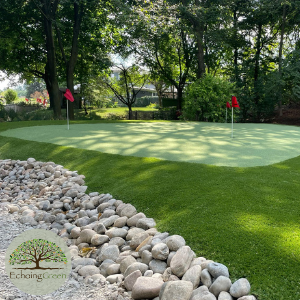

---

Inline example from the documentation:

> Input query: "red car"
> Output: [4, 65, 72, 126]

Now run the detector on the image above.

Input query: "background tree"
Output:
[9, 239, 67, 270]
[4, 89, 18, 104]
[103, 63, 149, 119]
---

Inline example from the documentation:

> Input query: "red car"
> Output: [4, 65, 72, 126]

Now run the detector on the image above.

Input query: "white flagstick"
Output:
[231, 107, 233, 138]
[67, 99, 69, 130]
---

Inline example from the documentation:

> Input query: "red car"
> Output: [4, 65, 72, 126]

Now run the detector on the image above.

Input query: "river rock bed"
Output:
[0, 158, 257, 300]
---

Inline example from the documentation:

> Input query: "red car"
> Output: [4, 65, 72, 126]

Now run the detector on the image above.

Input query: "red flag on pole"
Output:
[64, 89, 74, 102]
[232, 96, 240, 109]
[226, 101, 231, 108]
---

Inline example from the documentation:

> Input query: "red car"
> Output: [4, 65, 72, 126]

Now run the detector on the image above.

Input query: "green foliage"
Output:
[162, 98, 178, 108]
[4, 89, 18, 104]
[182, 74, 236, 122]
[134, 96, 159, 107]
[146, 102, 159, 109]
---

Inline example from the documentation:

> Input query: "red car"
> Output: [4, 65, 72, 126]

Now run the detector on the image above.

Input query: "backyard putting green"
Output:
[1, 122, 300, 167]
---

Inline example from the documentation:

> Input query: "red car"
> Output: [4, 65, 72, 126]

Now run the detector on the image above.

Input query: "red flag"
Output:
[232, 96, 240, 109]
[226, 101, 231, 109]
[64, 89, 74, 102]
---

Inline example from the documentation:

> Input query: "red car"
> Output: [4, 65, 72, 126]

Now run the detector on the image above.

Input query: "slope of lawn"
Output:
[0, 120, 300, 300]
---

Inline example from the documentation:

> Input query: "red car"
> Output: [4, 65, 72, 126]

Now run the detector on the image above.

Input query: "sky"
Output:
[0, 72, 20, 91]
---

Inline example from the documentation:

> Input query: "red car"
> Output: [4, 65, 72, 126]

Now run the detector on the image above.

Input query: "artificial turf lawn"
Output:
[2, 122, 300, 167]
[0, 120, 300, 300]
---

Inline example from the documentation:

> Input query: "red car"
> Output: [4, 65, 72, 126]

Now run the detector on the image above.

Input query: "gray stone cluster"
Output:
[0, 158, 257, 300]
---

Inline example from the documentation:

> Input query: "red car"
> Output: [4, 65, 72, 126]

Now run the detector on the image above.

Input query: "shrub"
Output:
[134, 96, 159, 107]
[4, 89, 18, 104]
[146, 102, 159, 109]
[182, 74, 236, 122]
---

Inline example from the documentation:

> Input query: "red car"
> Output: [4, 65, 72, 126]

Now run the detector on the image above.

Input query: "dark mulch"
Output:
[269, 104, 300, 126]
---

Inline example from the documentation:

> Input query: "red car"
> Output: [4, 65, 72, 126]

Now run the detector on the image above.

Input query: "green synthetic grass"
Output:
[2, 122, 300, 167]
[0, 120, 300, 300]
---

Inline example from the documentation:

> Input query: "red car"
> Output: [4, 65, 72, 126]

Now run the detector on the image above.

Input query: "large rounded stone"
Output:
[124, 270, 142, 291]
[170, 246, 194, 277]
[20, 216, 38, 226]
[75, 216, 91, 227]
[72, 258, 96, 268]
[190, 286, 210, 300]
[236, 297, 257, 300]
[149, 259, 168, 274]
[106, 274, 124, 284]
[78, 265, 100, 277]
[218, 291, 233, 300]
[132, 277, 164, 300]
[182, 265, 202, 289]
[106, 263, 120, 275]
[79, 229, 97, 243]
[120, 204, 137, 218]
[100, 259, 115, 276]
[141, 250, 152, 265]
[106, 228, 128, 239]
[98, 245, 119, 262]
[70, 227, 81, 239]
[166, 235, 186, 251]
[120, 255, 136, 274]
[152, 242, 169, 260]
[136, 217, 156, 230]
[130, 232, 149, 249]
[127, 212, 146, 227]
[114, 216, 128, 228]
[229, 278, 251, 298]
[200, 268, 212, 288]
[159, 280, 193, 300]
[100, 209, 116, 218]
[126, 228, 145, 241]
[124, 262, 148, 278]
[91, 234, 109, 246]
[94, 223, 106, 234]
[108, 237, 125, 247]
[209, 275, 231, 297]
[101, 215, 119, 228]
[207, 262, 229, 278]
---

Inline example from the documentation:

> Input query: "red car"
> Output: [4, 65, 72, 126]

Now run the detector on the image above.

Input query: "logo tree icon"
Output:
[9, 239, 68, 270]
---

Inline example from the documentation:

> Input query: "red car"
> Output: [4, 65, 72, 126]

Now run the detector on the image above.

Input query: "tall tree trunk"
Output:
[43, 64, 52, 108]
[278, 4, 287, 117]
[177, 87, 183, 110]
[195, 25, 206, 79]
[254, 23, 262, 121]
[194, 0, 205, 79]
[66, 1, 84, 120]
[41, 0, 61, 119]
[233, 8, 239, 83]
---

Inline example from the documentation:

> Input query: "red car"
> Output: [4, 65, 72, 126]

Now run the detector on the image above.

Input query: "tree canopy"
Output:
[0, 0, 300, 120]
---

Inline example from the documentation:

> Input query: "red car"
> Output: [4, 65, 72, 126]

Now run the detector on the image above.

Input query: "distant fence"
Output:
[128, 109, 178, 120]
[4, 104, 41, 113]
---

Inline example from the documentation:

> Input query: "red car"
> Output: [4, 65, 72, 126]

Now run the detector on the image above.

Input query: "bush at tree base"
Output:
[182, 74, 236, 122]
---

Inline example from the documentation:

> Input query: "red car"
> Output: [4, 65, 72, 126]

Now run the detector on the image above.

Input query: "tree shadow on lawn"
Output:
[1, 136, 300, 299]
[2, 122, 300, 167]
